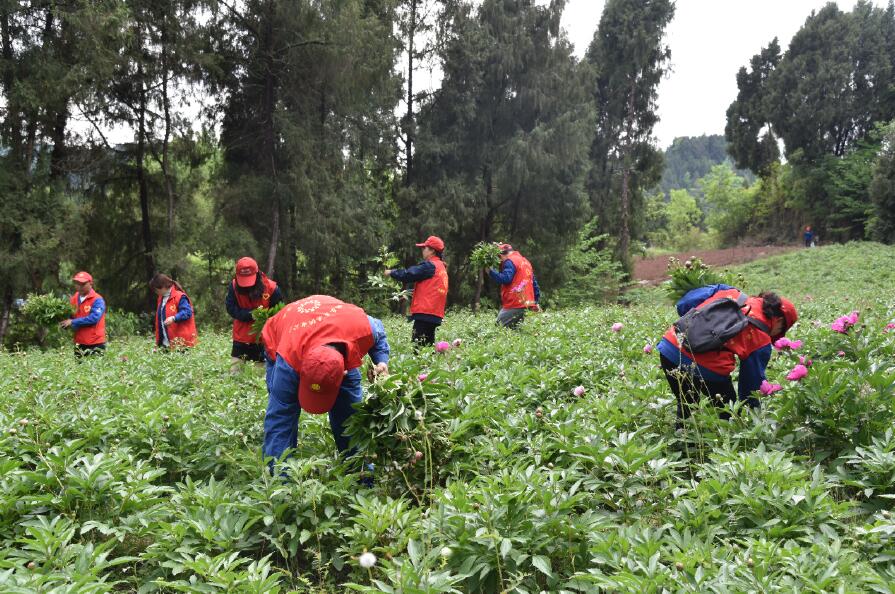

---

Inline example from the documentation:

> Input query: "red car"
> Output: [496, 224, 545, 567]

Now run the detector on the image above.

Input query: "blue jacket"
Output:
[658, 283, 771, 397]
[71, 296, 106, 328]
[156, 294, 193, 346]
[488, 260, 540, 304]
[389, 261, 442, 324]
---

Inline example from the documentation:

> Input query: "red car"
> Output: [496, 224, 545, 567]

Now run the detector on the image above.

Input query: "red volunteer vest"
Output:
[70, 290, 106, 346]
[262, 295, 374, 373]
[410, 256, 448, 318]
[232, 274, 278, 343]
[155, 286, 198, 348]
[662, 289, 773, 376]
[500, 252, 536, 310]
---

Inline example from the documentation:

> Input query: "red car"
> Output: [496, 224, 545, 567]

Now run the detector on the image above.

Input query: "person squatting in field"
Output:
[60, 271, 107, 357]
[150, 273, 198, 349]
[384, 235, 449, 348]
[487, 244, 541, 329]
[260, 295, 390, 472]
[226, 256, 284, 374]
[657, 284, 798, 425]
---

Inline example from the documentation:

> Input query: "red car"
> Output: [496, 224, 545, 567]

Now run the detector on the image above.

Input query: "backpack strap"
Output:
[746, 317, 770, 335]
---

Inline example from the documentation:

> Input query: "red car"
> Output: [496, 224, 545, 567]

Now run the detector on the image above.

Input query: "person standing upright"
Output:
[385, 236, 448, 347]
[60, 271, 107, 357]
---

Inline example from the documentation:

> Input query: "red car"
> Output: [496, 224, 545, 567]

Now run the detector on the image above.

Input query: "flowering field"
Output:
[3, 242, 895, 592]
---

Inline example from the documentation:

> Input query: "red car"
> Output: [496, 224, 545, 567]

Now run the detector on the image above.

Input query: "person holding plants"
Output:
[60, 271, 107, 357]
[487, 244, 540, 329]
[150, 273, 198, 349]
[657, 284, 798, 425]
[260, 295, 390, 469]
[226, 256, 284, 373]
[384, 235, 448, 347]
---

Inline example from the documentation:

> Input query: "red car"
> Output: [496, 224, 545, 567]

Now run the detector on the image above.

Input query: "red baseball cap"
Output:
[298, 345, 346, 414]
[498, 243, 513, 253]
[235, 257, 259, 287]
[415, 235, 445, 252]
[72, 271, 93, 284]
[780, 298, 798, 333]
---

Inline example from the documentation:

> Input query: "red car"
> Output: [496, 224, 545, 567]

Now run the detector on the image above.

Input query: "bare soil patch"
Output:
[633, 245, 801, 284]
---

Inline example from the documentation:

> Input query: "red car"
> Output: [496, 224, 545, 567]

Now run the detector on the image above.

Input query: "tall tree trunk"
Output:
[1, 9, 22, 169]
[160, 15, 176, 248]
[472, 167, 493, 312]
[262, 0, 280, 277]
[404, 0, 416, 185]
[136, 55, 156, 282]
[618, 81, 637, 271]
[0, 287, 12, 346]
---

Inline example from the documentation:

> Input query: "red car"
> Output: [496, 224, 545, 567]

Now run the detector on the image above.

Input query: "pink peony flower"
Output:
[837, 350, 846, 357]
[435, 341, 451, 353]
[786, 364, 809, 381]
[831, 320, 847, 334]
[798, 355, 812, 367]
[611, 322, 623, 332]
[760, 380, 783, 395]
[773, 338, 792, 350]
[846, 311, 859, 325]
[452, 338, 463, 347]
[788, 340, 803, 349]
[572, 385, 586, 397]
[418, 373, 428, 382]
[643, 344, 653, 354]
[885, 323, 895, 333]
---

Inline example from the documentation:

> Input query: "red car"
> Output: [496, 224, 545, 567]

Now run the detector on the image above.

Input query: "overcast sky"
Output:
[560, 0, 887, 150]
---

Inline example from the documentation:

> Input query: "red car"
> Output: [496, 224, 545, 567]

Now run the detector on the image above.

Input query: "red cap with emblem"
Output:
[297, 345, 345, 414]
[780, 297, 798, 333]
[72, 271, 93, 284]
[415, 235, 445, 252]
[235, 257, 259, 288]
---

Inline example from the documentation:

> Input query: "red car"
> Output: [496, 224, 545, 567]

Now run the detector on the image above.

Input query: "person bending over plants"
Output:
[384, 235, 449, 348]
[226, 256, 284, 374]
[149, 273, 198, 349]
[260, 295, 390, 473]
[657, 284, 798, 425]
[487, 244, 540, 329]
[60, 271, 107, 357]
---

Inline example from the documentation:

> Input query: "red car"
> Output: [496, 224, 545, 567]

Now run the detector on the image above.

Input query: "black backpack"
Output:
[673, 292, 770, 354]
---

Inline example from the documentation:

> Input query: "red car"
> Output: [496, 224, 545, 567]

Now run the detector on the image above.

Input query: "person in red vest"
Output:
[226, 256, 284, 373]
[149, 273, 198, 349]
[60, 271, 107, 357]
[487, 244, 540, 329]
[384, 235, 449, 347]
[657, 284, 798, 425]
[261, 295, 390, 470]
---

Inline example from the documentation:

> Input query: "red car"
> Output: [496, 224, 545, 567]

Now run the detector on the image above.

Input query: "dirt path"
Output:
[633, 245, 801, 284]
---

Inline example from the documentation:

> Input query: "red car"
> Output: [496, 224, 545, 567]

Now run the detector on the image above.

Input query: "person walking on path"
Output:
[227, 256, 284, 373]
[260, 295, 390, 470]
[384, 235, 448, 347]
[150, 273, 198, 349]
[60, 271, 107, 357]
[487, 244, 540, 329]
[657, 284, 798, 425]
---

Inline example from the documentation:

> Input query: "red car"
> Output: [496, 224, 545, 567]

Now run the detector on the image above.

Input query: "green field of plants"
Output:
[3, 243, 895, 592]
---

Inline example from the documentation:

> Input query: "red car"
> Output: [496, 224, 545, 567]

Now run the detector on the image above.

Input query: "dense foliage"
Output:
[3, 244, 895, 591]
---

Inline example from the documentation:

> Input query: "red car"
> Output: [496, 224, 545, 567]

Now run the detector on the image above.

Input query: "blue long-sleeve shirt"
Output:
[488, 260, 540, 304]
[156, 294, 193, 346]
[389, 261, 443, 324]
[226, 284, 285, 323]
[366, 316, 390, 364]
[70, 296, 105, 328]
